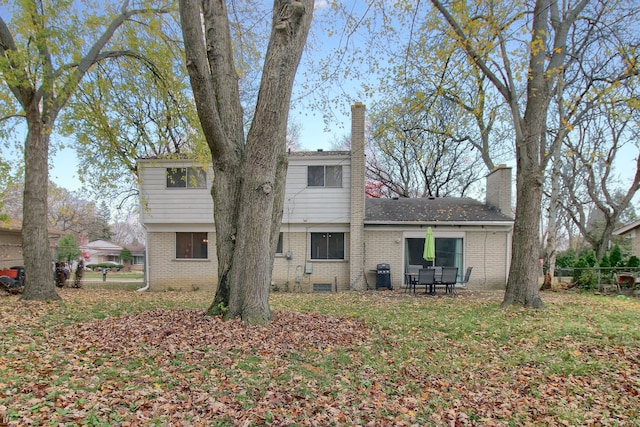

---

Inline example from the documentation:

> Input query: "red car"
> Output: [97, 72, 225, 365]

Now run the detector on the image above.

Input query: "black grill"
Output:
[376, 263, 392, 290]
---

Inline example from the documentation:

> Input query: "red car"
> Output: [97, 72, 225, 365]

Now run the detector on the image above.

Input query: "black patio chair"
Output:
[404, 264, 422, 293]
[417, 268, 436, 295]
[440, 267, 459, 296]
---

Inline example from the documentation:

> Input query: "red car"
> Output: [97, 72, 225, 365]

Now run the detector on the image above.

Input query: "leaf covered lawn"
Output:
[1, 288, 640, 426]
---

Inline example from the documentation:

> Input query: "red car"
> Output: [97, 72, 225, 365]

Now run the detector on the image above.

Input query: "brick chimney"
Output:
[486, 164, 513, 218]
[349, 102, 366, 290]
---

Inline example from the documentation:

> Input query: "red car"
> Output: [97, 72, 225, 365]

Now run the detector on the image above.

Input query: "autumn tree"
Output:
[368, 94, 486, 198]
[428, 0, 639, 307]
[1, 180, 108, 240]
[0, 0, 171, 300]
[363, 19, 513, 198]
[558, 96, 640, 260]
[540, 4, 640, 279]
[179, 0, 314, 324]
[61, 19, 207, 203]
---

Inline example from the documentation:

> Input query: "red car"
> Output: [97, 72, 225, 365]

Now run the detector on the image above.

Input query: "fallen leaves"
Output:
[1, 289, 640, 425]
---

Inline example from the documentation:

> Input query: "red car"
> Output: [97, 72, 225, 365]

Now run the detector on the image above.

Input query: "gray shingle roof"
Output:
[365, 197, 513, 223]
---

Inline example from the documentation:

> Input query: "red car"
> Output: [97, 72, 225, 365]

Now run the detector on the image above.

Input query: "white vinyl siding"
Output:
[140, 156, 351, 226]
[283, 156, 351, 224]
[139, 160, 214, 224]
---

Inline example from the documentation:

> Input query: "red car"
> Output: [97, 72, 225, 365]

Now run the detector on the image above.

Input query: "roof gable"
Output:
[614, 219, 640, 236]
[84, 240, 124, 251]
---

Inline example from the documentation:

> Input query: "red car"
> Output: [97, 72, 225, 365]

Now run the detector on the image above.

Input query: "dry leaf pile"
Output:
[1, 289, 640, 426]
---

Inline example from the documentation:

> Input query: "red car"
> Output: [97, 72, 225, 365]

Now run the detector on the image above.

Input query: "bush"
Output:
[627, 256, 640, 268]
[609, 245, 623, 267]
[575, 268, 598, 290]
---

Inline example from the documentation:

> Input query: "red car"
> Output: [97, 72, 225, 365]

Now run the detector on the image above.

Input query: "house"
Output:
[0, 220, 63, 268]
[614, 220, 640, 257]
[138, 103, 514, 291]
[80, 240, 145, 271]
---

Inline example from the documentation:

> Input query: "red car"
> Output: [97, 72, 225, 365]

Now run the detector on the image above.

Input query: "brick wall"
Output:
[486, 165, 513, 218]
[272, 231, 351, 292]
[146, 232, 217, 291]
[464, 231, 510, 289]
[364, 230, 405, 289]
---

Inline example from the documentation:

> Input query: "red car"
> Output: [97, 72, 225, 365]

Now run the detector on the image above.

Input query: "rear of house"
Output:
[138, 103, 514, 292]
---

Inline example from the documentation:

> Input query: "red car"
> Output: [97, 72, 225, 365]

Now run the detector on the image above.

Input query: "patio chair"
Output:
[404, 264, 422, 293]
[417, 268, 436, 295]
[458, 267, 473, 288]
[440, 267, 459, 296]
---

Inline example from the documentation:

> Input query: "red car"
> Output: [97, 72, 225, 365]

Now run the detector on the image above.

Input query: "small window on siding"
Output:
[310, 232, 345, 260]
[307, 166, 342, 187]
[176, 232, 208, 259]
[166, 167, 206, 188]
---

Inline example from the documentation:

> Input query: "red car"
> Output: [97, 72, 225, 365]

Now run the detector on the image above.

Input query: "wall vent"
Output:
[313, 283, 332, 293]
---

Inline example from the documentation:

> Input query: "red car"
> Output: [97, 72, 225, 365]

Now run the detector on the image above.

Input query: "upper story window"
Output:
[166, 167, 206, 188]
[307, 165, 342, 187]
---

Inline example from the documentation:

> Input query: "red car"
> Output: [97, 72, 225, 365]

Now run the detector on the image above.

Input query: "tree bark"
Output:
[502, 153, 545, 307]
[181, 0, 314, 324]
[21, 109, 61, 301]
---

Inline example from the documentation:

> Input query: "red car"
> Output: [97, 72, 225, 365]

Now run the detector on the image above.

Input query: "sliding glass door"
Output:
[405, 237, 463, 279]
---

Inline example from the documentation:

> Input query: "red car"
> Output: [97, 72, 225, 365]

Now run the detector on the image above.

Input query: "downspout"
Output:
[505, 228, 512, 288]
[137, 230, 150, 292]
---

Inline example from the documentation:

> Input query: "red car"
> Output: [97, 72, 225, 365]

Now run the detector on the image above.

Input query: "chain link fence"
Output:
[555, 266, 640, 293]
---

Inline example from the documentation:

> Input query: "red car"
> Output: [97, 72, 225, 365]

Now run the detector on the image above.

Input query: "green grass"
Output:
[83, 271, 144, 279]
[1, 289, 639, 425]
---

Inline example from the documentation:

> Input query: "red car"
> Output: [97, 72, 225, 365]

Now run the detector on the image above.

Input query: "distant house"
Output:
[0, 220, 63, 268]
[614, 220, 640, 258]
[80, 240, 145, 271]
[138, 103, 514, 291]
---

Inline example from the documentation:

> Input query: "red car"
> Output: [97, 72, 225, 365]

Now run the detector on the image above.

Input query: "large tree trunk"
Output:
[181, 0, 314, 324]
[502, 152, 545, 307]
[21, 112, 60, 301]
[501, 0, 551, 309]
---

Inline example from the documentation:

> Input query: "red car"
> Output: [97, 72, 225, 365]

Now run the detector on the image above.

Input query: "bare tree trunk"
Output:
[21, 111, 60, 301]
[501, 0, 551, 309]
[181, 0, 314, 324]
[543, 139, 563, 290]
[502, 156, 545, 307]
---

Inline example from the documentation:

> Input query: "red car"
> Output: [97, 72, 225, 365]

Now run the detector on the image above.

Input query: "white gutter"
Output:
[136, 228, 150, 292]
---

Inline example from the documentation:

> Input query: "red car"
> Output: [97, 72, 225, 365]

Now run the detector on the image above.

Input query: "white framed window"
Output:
[311, 232, 345, 260]
[307, 165, 342, 187]
[166, 167, 206, 188]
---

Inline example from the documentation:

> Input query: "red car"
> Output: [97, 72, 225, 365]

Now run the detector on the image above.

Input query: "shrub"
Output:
[575, 268, 598, 290]
[609, 245, 623, 267]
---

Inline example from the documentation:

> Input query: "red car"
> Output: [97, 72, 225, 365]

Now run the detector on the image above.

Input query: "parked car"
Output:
[87, 262, 123, 272]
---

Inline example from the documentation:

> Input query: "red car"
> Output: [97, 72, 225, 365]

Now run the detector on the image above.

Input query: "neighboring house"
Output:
[138, 103, 514, 292]
[80, 240, 145, 271]
[614, 220, 640, 257]
[0, 220, 63, 268]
